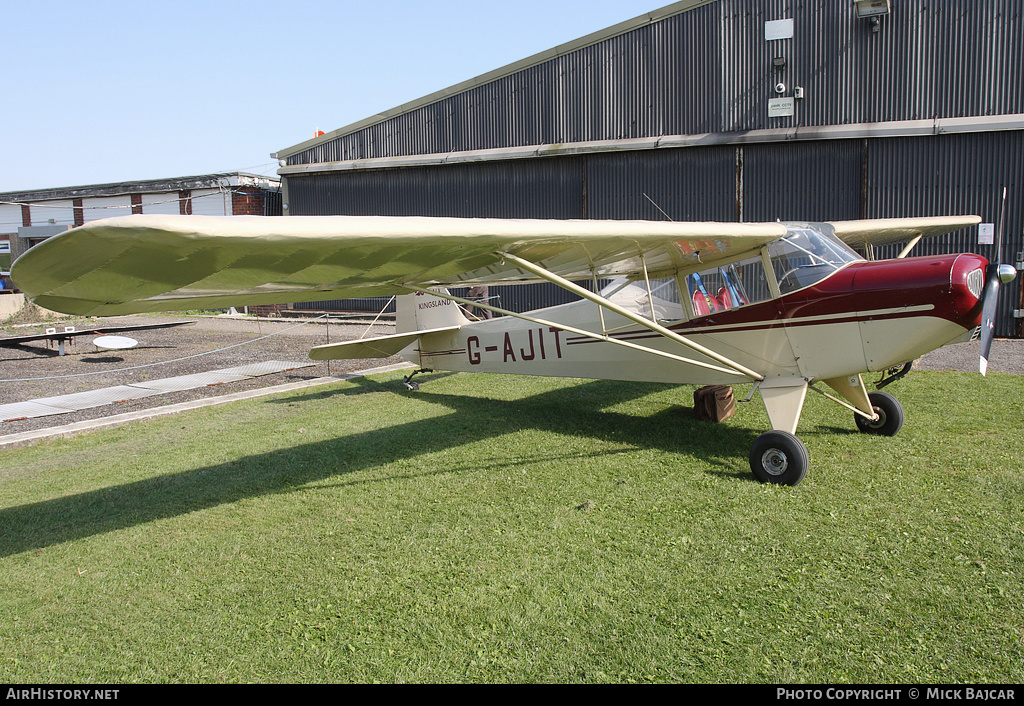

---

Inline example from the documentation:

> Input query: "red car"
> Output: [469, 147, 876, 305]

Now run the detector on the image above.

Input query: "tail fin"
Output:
[396, 288, 469, 334]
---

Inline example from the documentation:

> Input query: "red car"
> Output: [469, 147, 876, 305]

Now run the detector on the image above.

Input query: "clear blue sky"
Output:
[3, 0, 662, 192]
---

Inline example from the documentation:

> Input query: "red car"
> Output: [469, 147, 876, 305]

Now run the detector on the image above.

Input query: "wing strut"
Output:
[404, 286, 749, 379]
[495, 251, 765, 382]
[897, 235, 923, 259]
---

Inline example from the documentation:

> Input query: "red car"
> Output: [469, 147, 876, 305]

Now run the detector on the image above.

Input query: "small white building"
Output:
[0, 172, 281, 267]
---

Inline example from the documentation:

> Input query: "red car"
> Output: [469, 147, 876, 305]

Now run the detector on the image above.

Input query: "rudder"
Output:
[396, 288, 469, 334]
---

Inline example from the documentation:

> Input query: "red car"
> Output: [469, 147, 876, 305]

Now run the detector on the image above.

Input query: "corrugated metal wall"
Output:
[289, 158, 586, 219]
[741, 140, 863, 222]
[585, 146, 737, 221]
[283, 3, 725, 164]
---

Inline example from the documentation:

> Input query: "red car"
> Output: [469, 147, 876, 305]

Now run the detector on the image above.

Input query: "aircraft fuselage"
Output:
[409, 253, 987, 386]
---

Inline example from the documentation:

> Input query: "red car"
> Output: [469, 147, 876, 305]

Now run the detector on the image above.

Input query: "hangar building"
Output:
[272, 0, 1024, 336]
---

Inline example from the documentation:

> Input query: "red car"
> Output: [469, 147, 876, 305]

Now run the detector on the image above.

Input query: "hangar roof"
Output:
[272, 0, 713, 161]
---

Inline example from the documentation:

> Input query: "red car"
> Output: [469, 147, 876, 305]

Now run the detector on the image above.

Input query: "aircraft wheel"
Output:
[749, 430, 809, 486]
[854, 391, 904, 436]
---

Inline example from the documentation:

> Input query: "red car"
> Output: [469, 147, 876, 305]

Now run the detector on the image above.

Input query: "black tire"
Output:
[854, 391, 904, 436]
[749, 430, 809, 486]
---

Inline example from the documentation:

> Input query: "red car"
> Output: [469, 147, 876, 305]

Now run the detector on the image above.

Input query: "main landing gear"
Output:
[853, 391, 905, 436]
[748, 387, 905, 486]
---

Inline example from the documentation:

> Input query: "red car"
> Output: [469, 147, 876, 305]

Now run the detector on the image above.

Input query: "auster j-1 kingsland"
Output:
[12, 210, 1015, 485]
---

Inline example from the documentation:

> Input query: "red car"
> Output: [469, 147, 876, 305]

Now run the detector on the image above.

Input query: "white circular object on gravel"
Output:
[93, 335, 139, 350]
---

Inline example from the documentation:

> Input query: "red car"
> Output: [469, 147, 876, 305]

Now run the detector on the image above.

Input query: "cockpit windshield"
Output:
[768, 226, 862, 294]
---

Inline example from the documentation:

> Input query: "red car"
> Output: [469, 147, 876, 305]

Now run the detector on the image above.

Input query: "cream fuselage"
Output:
[408, 253, 987, 386]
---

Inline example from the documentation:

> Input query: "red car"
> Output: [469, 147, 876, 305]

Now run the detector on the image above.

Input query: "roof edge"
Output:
[272, 0, 716, 160]
[0, 172, 281, 203]
[276, 114, 1024, 177]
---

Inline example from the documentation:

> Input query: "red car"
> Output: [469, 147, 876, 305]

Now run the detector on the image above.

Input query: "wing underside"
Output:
[11, 215, 786, 316]
[827, 215, 982, 250]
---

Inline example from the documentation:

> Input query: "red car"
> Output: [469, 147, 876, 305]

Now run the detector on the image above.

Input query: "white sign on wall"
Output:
[978, 223, 995, 245]
[768, 97, 795, 118]
[765, 18, 794, 41]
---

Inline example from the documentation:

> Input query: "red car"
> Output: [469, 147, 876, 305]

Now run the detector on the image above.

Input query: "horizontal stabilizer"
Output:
[308, 325, 460, 361]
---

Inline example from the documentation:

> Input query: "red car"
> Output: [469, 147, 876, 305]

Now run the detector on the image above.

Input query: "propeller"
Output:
[980, 188, 1016, 376]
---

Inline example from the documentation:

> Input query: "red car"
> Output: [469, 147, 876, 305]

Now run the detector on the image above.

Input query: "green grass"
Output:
[1, 370, 1022, 683]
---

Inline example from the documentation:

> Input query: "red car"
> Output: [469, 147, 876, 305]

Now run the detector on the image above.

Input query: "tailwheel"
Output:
[749, 430, 809, 486]
[854, 391, 904, 436]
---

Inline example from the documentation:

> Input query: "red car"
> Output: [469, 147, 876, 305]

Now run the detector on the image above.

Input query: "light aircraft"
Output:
[10, 211, 1015, 485]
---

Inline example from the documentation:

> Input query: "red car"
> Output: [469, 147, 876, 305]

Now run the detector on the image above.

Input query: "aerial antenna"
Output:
[642, 193, 675, 222]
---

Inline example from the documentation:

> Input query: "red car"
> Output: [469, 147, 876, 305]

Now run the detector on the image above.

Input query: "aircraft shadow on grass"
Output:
[0, 375, 761, 558]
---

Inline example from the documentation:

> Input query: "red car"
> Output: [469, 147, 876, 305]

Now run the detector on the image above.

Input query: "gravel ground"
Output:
[0, 312, 1019, 438]
[915, 337, 1024, 375]
[0, 314, 404, 436]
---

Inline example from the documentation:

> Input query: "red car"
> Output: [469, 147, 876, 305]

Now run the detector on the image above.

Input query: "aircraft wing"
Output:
[11, 215, 786, 316]
[828, 216, 981, 250]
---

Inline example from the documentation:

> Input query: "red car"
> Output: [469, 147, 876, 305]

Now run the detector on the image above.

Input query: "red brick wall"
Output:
[73, 199, 84, 227]
[179, 190, 192, 215]
[247, 304, 288, 317]
[231, 187, 264, 216]
[131, 194, 143, 215]
[21, 204, 31, 227]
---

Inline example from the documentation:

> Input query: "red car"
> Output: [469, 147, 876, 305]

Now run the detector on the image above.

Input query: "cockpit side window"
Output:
[599, 277, 685, 322]
[686, 253, 773, 315]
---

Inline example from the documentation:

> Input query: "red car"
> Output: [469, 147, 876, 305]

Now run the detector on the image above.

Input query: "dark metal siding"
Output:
[293, 296, 397, 315]
[263, 189, 283, 217]
[741, 140, 863, 222]
[719, 0, 795, 132]
[285, 3, 723, 164]
[585, 146, 737, 221]
[289, 158, 585, 219]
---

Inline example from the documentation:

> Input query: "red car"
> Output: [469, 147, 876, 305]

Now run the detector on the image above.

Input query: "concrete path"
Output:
[0, 362, 415, 450]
